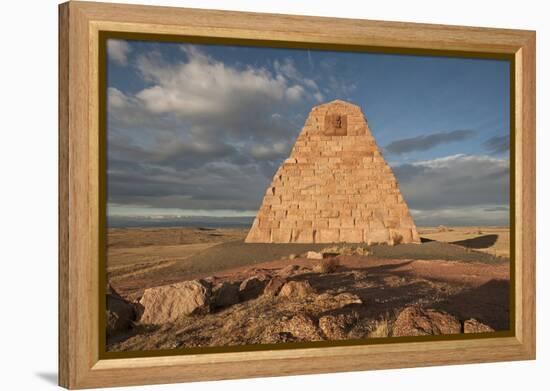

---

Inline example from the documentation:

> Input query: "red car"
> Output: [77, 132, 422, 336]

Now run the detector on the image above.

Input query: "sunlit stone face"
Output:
[324, 113, 347, 136]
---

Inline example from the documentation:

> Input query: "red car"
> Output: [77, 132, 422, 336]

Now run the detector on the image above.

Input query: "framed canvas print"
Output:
[58, 1, 536, 389]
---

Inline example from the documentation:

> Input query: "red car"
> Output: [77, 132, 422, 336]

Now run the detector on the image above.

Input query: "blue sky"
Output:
[106, 39, 510, 226]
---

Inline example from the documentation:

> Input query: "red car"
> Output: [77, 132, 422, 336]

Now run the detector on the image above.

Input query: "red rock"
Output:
[306, 251, 323, 260]
[212, 282, 240, 308]
[279, 280, 315, 299]
[282, 314, 322, 340]
[239, 276, 269, 301]
[464, 318, 494, 333]
[314, 292, 362, 311]
[106, 293, 135, 336]
[392, 306, 461, 337]
[139, 280, 211, 325]
[319, 315, 350, 340]
[263, 276, 287, 297]
[277, 264, 300, 278]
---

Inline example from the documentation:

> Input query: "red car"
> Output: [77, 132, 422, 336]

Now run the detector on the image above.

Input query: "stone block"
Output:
[271, 228, 292, 243]
[279, 219, 297, 229]
[312, 218, 329, 229]
[340, 217, 355, 228]
[317, 229, 340, 243]
[292, 228, 315, 243]
[365, 229, 390, 245]
[328, 218, 341, 228]
[391, 228, 415, 244]
[245, 228, 271, 243]
[383, 218, 399, 229]
[321, 210, 339, 218]
[245, 100, 419, 244]
[340, 228, 363, 242]
[369, 219, 385, 231]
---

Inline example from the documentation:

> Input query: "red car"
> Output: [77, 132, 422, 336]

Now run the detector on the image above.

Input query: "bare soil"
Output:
[106, 226, 510, 351]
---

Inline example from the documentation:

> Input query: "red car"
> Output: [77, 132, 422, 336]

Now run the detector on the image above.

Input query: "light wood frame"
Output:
[59, 1, 536, 389]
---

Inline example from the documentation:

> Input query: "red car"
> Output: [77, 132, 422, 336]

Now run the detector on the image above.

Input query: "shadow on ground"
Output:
[433, 279, 510, 330]
[451, 234, 499, 249]
[291, 261, 509, 331]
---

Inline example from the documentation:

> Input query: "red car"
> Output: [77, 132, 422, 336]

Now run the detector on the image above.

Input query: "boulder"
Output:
[279, 280, 315, 299]
[107, 283, 123, 298]
[212, 282, 240, 308]
[464, 318, 495, 333]
[239, 275, 269, 301]
[139, 280, 211, 325]
[313, 257, 340, 274]
[392, 306, 461, 337]
[263, 276, 287, 297]
[314, 292, 362, 311]
[277, 264, 300, 278]
[282, 314, 322, 340]
[306, 251, 323, 260]
[107, 293, 135, 337]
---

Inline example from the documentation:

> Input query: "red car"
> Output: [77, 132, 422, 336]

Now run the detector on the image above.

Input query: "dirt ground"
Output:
[418, 226, 510, 258]
[107, 226, 508, 297]
[106, 226, 510, 351]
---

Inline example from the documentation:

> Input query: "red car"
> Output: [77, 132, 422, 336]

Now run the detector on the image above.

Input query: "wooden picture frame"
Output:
[59, 1, 536, 389]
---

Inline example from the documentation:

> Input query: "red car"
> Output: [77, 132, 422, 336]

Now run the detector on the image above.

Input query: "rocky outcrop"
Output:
[277, 264, 300, 278]
[392, 306, 461, 337]
[314, 292, 362, 311]
[282, 314, 322, 340]
[313, 257, 340, 273]
[138, 280, 211, 325]
[319, 315, 350, 339]
[263, 276, 287, 297]
[306, 251, 324, 260]
[106, 291, 135, 337]
[239, 275, 269, 301]
[279, 280, 315, 299]
[463, 318, 494, 333]
[212, 282, 240, 308]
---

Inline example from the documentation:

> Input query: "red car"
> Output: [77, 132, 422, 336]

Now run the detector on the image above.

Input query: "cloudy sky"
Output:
[106, 39, 510, 227]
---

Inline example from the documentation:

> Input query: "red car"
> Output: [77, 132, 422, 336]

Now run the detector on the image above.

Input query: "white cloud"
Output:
[313, 92, 324, 102]
[274, 57, 323, 101]
[327, 75, 357, 98]
[410, 205, 509, 227]
[285, 85, 305, 101]
[107, 87, 131, 109]
[274, 58, 300, 80]
[107, 39, 131, 66]
[249, 141, 290, 159]
[134, 46, 305, 121]
[393, 154, 510, 226]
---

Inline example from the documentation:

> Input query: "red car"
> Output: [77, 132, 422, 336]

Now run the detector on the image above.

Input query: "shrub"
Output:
[368, 318, 390, 338]
[313, 257, 340, 274]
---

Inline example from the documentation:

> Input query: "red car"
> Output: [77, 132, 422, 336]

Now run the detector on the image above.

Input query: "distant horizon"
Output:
[107, 214, 510, 229]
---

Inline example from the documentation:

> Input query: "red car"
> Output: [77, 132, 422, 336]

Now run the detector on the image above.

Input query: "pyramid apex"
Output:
[245, 96, 419, 244]
[316, 99, 360, 108]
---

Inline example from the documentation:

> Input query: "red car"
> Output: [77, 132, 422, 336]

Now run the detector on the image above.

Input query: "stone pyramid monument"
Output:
[245, 100, 420, 245]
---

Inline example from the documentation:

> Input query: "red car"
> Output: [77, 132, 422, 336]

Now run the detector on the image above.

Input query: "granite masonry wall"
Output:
[245, 100, 420, 244]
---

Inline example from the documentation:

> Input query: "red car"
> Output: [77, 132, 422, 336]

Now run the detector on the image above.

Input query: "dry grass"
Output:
[320, 245, 370, 256]
[313, 257, 340, 273]
[368, 318, 391, 338]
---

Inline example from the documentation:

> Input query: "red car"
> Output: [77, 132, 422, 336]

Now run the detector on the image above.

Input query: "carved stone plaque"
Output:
[324, 113, 347, 136]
